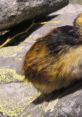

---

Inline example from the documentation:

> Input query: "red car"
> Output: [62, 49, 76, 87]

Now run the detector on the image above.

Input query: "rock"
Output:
[44, 82, 82, 117]
[0, 4, 82, 117]
[0, 82, 39, 117]
[0, 0, 68, 30]
[53, 3, 82, 14]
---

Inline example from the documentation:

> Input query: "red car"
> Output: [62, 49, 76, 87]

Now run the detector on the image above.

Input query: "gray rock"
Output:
[0, 0, 68, 30]
[51, 84, 82, 117]
[0, 4, 82, 117]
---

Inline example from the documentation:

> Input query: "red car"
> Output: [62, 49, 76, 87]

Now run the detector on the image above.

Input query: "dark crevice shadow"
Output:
[0, 15, 58, 47]
[32, 80, 82, 105]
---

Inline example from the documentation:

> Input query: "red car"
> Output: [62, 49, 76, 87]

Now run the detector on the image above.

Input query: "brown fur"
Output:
[23, 13, 82, 94]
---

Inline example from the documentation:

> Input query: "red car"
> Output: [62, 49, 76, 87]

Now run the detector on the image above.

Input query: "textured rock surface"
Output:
[53, 88, 82, 117]
[0, 0, 68, 30]
[0, 3, 82, 117]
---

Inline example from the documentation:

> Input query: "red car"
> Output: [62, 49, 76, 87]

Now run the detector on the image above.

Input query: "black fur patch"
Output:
[44, 26, 82, 55]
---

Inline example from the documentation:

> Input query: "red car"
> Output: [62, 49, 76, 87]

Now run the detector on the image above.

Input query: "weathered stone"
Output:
[44, 82, 82, 117]
[0, 4, 82, 117]
[0, 0, 68, 30]
[0, 82, 39, 117]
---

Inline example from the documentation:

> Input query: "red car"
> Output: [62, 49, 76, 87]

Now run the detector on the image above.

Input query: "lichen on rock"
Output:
[0, 68, 25, 83]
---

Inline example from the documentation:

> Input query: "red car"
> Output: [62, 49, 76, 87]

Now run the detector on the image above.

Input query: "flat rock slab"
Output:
[53, 88, 82, 117]
[0, 0, 68, 30]
[0, 4, 82, 117]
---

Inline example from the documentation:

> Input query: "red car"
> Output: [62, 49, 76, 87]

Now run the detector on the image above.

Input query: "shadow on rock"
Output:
[0, 15, 58, 47]
[32, 80, 82, 104]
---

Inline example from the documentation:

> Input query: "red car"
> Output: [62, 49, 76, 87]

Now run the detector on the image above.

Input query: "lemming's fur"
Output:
[23, 13, 82, 94]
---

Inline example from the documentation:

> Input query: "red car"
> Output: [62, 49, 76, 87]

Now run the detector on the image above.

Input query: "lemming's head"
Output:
[74, 13, 82, 37]
[74, 13, 82, 28]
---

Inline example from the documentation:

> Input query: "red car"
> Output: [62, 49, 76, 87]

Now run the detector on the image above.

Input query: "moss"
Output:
[0, 68, 25, 83]
[0, 104, 24, 117]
